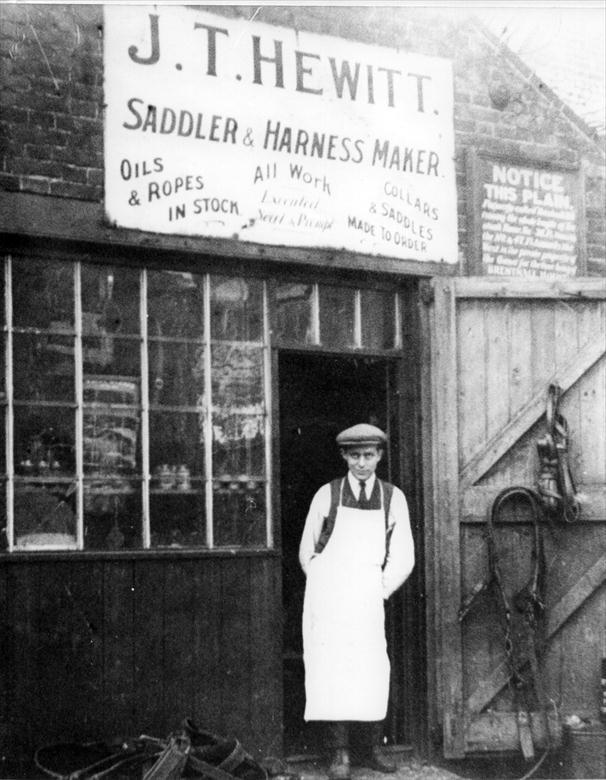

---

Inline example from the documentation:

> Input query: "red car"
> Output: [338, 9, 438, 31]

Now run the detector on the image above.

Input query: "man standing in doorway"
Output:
[299, 423, 415, 780]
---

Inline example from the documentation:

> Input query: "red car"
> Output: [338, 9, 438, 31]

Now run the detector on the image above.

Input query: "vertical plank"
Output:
[271, 348, 282, 553]
[507, 303, 533, 420]
[249, 556, 282, 759]
[37, 561, 81, 742]
[0, 565, 7, 755]
[134, 559, 166, 736]
[530, 302, 556, 393]
[68, 560, 105, 740]
[6, 564, 39, 755]
[399, 285, 427, 750]
[164, 559, 197, 729]
[576, 301, 606, 484]
[103, 560, 135, 742]
[192, 557, 223, 734]
[482, 301, 511, 486]
[460, 526, 502, 702]
[554, 301, 582, 477]
[507, 302, 534, 484]
[0, 565, 5, 748]
[221, 558, 252, 745]
[431, 278, 464, 758]
[457, 300, 486, 470]
[420, 289, 440, 746]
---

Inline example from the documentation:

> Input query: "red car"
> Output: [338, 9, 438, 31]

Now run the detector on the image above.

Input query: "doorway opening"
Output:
[278, 351, 397, 755]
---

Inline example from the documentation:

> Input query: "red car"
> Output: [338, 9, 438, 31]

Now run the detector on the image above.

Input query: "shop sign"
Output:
[468, 152, 585, 278]
[104, 5, 457, 264]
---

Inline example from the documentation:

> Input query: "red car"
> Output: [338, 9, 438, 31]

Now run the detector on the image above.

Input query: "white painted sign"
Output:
[104, 5, 458, 263]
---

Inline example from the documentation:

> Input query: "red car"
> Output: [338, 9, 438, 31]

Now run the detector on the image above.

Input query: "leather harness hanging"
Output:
[459, 384, 581, 767]
[536, 383, 581, 523]
[459, 486, 550, 764]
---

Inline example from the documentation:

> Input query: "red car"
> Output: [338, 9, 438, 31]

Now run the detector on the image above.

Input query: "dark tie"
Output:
[358, 480, 367, 507]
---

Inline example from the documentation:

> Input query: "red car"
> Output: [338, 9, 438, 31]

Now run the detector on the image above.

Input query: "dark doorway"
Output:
[278, 352, 395, 755]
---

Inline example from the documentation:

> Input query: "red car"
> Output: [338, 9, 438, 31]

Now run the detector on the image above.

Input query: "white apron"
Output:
[302, 482, 390, 721]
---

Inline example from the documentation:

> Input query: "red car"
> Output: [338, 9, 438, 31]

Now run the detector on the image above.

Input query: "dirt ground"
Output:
[285, 748, 578, 780]
[292, 758, 465, 780]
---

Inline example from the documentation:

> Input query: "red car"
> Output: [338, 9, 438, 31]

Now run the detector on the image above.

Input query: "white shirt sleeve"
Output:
[382, 486, 415, 599]
[299, 483, 332, 575]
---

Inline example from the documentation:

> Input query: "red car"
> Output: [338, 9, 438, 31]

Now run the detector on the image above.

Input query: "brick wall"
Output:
[1, 3, 604, 273]
[0, 4, 103, 200]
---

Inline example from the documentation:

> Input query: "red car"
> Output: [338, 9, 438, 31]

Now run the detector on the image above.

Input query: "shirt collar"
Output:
[347, 471, 376, 499]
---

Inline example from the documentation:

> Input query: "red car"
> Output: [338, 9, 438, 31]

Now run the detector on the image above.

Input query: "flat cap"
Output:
[336, 423, 387, 447]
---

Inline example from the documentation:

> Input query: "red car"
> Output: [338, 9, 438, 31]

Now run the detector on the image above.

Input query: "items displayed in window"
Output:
[1, 256, 401, 553]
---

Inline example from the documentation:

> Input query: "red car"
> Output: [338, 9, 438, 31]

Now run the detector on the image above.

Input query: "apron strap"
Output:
[315, 478, 345, 554]
[315, 478, 395, 555]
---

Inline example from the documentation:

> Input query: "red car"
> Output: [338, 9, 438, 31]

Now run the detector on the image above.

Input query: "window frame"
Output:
[2, 253, 404, 555]
[3, 256, 273, 553]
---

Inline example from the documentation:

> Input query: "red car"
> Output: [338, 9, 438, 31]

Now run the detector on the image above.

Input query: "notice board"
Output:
[467, 151, 586, 278]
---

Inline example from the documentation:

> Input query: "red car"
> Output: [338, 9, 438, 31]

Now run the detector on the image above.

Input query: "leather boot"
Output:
[328, 748, 351, 780]
[351, 722, 397, 773]
[355, 747, 397, 774]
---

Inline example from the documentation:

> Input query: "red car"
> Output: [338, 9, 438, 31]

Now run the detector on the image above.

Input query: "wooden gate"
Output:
[425, 276, 606, 758]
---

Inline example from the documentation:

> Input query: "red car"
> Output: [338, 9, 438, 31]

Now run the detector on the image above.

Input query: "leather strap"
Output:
[536, 383, 580, 523]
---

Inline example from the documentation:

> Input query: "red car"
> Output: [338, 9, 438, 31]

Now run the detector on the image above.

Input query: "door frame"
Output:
[272, 278, 428, 752]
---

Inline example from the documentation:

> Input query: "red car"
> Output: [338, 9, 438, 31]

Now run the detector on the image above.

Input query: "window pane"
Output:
[12, 257, 73, 330]
[147, 270, 204, 338]
[84, 478, 141, 549]
[149, 411, 206, 548]
[213, 481, 266, 547]
[273, 283, 313, 344]
[14, 484, 77, 550]
[211, 339, 266, 547]
[212, 413, 265, 479]
[211, 344, 264, 406]
[13, 333, 74, 401]
[319, 285, 355, 348]
[13, 406, 76, 476]
[150, 492, 206, 548]
[361, 290, 396, 350]
[149, 411, 205, 478]
[211, 277, 262, 341]
[149, 341, 204, 408]
[83, 377, 140, 475]
[83, 337, 140, 377]
[81, 265, 140, 336]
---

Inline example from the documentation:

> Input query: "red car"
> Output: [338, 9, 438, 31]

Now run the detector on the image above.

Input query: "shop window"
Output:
[1, 256, 271, 552]
[273, 283, 314, 344]
[319, 285, 356, 348]
[272, 281, 401, 351]
[210, 276, 266, 547]
[361, 289, 397, 350]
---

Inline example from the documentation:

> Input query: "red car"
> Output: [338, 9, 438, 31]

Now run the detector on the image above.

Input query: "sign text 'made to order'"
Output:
[103, 6, 458, 263]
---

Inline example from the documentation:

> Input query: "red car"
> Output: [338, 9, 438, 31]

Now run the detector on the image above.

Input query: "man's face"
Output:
[341, 445, 383, 481]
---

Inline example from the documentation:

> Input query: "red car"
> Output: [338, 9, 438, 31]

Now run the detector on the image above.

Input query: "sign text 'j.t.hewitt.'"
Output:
[104, 6, 458, 263]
